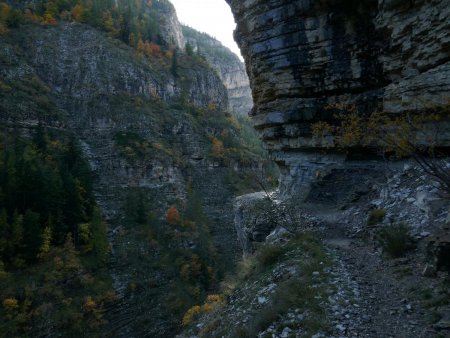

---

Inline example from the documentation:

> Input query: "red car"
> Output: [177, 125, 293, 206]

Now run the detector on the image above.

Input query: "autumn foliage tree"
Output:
[0, 0, 183, 63]
[311, 104, 450, 196]
[0, 3, 10, 34]
[137, 38, 161, 57]
[71, 4, 86, 22]
[166, 206, 181, 225]
[0, 2, 23, 33]
[211, 137, 225, 158]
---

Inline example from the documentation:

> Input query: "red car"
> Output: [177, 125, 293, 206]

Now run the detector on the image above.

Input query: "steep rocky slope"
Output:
[0, 1, 273, 336]
[183, 25, 253, 117]
[181, 161, 450, 337]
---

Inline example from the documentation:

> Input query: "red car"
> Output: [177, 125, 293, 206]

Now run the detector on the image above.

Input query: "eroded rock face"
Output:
[183, 26, 253, 117]
[226, 0, 450, 196]
[153, 0, 186, 49]
[1, 21, 260, 337]
[220, 59, 253, 117]
[234, 192, 274, 254]
[22, 23, 226, 111]
[228, 0, 383, 133]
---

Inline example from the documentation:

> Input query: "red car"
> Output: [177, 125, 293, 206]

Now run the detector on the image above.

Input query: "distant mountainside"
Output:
[182, 25, 253, 117]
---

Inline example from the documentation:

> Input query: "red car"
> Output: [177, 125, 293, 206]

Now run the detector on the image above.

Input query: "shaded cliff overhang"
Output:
[226, 0, 450, 154]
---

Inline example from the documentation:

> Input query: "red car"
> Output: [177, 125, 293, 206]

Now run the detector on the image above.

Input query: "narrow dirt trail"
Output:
[305, 205, 434, 338]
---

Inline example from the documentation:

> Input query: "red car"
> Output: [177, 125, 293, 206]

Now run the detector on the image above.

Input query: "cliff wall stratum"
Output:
[227, 0, 450, 196]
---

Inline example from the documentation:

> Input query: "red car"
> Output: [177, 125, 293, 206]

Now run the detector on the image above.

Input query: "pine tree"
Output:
[119, 10, 131, 44]
[90, 207, 108, 265]
[23, 210, 41, 262]
[171, 49, 179, 78]
[124, 190, 147, 225]
[38, 226, 52, 259]
[78, 222, 92, 253]
[10, 212, 23, 246]
[0, 209, 8, 257]
[61, 233, 80, 274]
[7, 211, 24, 263]
[185, 42, 194, 56]
[33, 124, 48, 152]
[0, 259, 6, 278]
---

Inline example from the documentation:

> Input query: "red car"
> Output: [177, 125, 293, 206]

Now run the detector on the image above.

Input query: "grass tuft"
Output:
[367, 208, 386, 225]
[377, 223, 415, 258]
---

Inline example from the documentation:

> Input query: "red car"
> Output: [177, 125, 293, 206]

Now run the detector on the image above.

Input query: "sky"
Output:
[169, 0, 242, 60]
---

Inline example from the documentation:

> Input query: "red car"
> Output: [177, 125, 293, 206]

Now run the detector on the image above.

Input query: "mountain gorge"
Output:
[178, 1, 450, 337]
[182, 25, 253, 117]
[1, 0, 450, 337]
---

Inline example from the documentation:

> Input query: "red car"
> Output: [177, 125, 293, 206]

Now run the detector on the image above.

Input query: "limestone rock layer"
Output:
[227, 0, 450, 153]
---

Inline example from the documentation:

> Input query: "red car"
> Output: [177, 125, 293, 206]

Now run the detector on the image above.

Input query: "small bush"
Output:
[182, 305, 202, 327]
[182, 294, 224, 327]
[166, 206, 181, 225]
[236, 256, 257, 280]
[255, 244, 288, 267]
[202, 232, 331, 338]
[230, 327, 254, 338]
[240, 273, 329, 336]
[2, 298, 19, 312]
[377, 224, 415, 258]
[368, 208, 386, 225]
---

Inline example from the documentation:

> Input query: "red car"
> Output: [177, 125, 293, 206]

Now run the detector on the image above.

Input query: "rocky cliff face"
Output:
[0, 13, 268, 336]
[153, 0, 185, 49]
[183, 26, 253, 117]
[25, 25, 224, 110]
[226, 0, 450, 197]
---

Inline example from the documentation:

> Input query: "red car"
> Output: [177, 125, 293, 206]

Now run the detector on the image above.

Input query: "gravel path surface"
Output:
[314, 210, 438, 338]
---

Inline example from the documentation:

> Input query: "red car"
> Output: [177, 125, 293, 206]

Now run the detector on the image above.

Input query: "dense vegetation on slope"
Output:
[117, 188, 221, 333]
[0, 128, 112, 337]
[0, 0, 176, 50]
[0, 128, 107, 265]
[105, 99, 276, 336]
